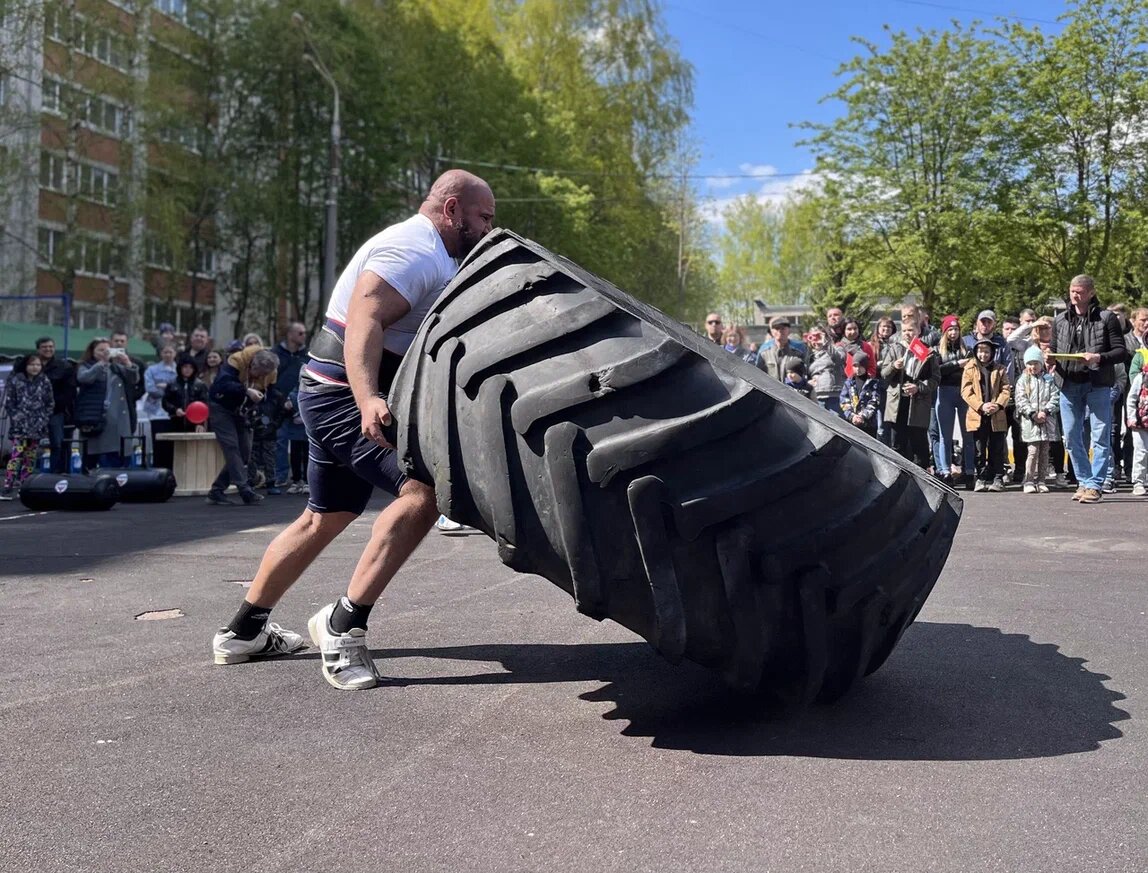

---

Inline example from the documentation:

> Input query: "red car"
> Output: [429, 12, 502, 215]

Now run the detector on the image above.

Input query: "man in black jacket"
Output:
[1050, 275, 1128, 504]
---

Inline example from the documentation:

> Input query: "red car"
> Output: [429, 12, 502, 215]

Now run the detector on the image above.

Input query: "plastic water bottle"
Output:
[69, 444, 82, 474]
[131, 442, 143, 469]
[40, 439, 51, 473]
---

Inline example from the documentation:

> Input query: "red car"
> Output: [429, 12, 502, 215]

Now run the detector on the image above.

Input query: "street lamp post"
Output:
[291, 12, 340, 311]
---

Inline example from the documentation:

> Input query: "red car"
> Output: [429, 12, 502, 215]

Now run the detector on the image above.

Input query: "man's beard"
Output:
[456, 221, 485, 258]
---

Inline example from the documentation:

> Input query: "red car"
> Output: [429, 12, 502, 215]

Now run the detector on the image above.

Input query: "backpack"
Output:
[1137, 373, 1148, 430]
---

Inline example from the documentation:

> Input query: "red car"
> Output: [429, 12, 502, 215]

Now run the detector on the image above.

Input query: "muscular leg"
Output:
[244, 508, 357, 608]
[345, 479, 439, 605]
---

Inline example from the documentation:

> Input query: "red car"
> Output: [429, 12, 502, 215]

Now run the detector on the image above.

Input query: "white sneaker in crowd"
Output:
[1037, 483, 1050, 493]
[212, 622, 307, 665]
[1133, 482, 1146, 497]
[1022, 482, 1037, 494]
[307, 603, 381, 691]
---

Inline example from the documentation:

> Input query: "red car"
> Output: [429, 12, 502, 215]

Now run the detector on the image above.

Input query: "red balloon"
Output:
[185, 401, 209, 425]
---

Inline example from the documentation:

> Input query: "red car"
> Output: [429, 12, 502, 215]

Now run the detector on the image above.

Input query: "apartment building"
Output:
[0, 0, 224, 343]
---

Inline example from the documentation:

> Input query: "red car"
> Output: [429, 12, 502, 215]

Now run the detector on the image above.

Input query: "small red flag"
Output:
[908, 337, 930, 362]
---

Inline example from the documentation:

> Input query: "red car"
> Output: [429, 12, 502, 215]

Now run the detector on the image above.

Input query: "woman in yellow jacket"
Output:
[961, 338, 1012, 492]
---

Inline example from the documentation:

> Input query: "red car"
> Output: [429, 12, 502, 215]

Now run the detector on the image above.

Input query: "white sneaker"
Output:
[1037, 483, 1050, 493]
[286, 482, 302, 495]
[1023, 482, 1037, 494]
[308, 603, 381, 691]
[436, 514, 466, 534]
[212, 622, 307, 665]
[1133, 482, 1146, 497]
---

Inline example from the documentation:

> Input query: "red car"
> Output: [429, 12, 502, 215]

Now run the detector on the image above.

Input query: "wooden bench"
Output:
[155, 432, 224, 496]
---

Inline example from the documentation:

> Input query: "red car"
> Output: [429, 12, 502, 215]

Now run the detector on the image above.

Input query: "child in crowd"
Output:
[838, 351, 884, 436]
[1014, 346, 1060, 494]
[162, 355, 211, 434]
[1125, 362, 1148, 497]
[961, 338, 1011, 492]
[784, 357, 813, 399]
[1, 355, 55, 499]
[248, 385, 289, 493]
[283, 389, 309, 495]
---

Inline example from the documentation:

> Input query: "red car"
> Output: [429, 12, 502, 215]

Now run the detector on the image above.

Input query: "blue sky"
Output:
[659, 0, 1068, 217]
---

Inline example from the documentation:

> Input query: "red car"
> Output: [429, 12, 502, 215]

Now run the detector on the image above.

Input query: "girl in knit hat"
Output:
[1014, 345, 1060, 493]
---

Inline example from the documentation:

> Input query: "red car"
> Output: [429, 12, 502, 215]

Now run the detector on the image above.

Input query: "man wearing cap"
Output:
[756, 316, 809, 382]
[1050, 274, 1128, 504]
[704, 313, 724, 344]
[962, 310, 1011, 367]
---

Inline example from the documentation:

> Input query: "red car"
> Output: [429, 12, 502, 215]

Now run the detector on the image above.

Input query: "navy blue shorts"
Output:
[297, 388, 407, 515]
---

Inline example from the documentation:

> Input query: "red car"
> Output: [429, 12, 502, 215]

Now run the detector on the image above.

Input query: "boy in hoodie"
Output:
[961, 338, 1012, 492]
[839, 351, 884, 436]
[783, 357, 813, 399]
[1014, 345, 1060, 494]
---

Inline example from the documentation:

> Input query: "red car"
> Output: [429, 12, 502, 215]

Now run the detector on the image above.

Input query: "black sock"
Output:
[329, 596, 373, 633]
[227, 601, 273, 640]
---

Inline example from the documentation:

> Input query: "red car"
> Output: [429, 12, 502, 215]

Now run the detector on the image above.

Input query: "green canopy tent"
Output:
[0, 322, 156, 359]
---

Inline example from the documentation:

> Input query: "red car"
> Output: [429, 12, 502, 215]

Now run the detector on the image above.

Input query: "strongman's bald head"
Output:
[420, 169, 496, 258]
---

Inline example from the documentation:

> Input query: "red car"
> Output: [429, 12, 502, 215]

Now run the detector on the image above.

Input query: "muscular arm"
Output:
[343, 270, 412, 444]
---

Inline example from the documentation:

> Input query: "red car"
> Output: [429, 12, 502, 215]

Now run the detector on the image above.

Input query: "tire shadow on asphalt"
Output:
[332, 621, 1128, 761]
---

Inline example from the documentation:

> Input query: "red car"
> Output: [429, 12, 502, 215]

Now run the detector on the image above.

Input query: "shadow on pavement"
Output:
[373, 621, 1127, 761]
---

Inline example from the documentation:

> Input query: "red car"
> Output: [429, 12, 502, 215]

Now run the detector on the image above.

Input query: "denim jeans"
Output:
[1059, 380, 1112, 490]
[932, 385, 969, 476]
[818, 395, 842, 416]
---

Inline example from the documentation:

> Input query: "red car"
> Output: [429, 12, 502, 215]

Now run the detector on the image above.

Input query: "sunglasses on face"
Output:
[707, 320, 721, 325]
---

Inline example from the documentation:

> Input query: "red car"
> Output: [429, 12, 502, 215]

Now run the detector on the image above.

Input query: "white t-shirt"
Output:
[326, 213, 458, 356]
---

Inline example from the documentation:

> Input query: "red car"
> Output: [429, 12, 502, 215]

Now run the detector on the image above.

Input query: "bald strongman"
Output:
[212, 170, 496, 690]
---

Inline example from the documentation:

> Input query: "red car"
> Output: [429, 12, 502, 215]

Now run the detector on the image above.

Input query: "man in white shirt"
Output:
[211, 169, 496, 690]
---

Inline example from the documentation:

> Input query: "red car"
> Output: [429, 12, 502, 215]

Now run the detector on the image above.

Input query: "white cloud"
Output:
[702, 168, 824, 226]
[738, 163, 778, 178]
[706, 174, 738, 191]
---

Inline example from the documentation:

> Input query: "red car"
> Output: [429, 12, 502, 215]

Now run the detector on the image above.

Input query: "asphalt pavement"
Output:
[0, 484, 1143, 873]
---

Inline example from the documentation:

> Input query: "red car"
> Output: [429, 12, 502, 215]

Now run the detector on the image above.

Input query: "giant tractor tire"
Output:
[388, 229, 963, 703]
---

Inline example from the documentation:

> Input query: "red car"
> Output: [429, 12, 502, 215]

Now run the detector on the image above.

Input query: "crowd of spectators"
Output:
[0, 321, 311, 504]
[705, 274, 1140, 504]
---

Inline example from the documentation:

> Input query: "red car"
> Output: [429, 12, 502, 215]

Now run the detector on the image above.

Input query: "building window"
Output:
[145, 236, 175, 269]
[40, 152, 65, 191]
[42, 78, 62, 113]
[156, 0, 187, 22]
[145, 299, 198, 335]
[78, 163, 119, 205]
[38, 226, 66, 265]
[37, 225, 120, 277]
[191, 246, 215, 275]
[44, 8, 130, 72]
[41, 77, 126, 137]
